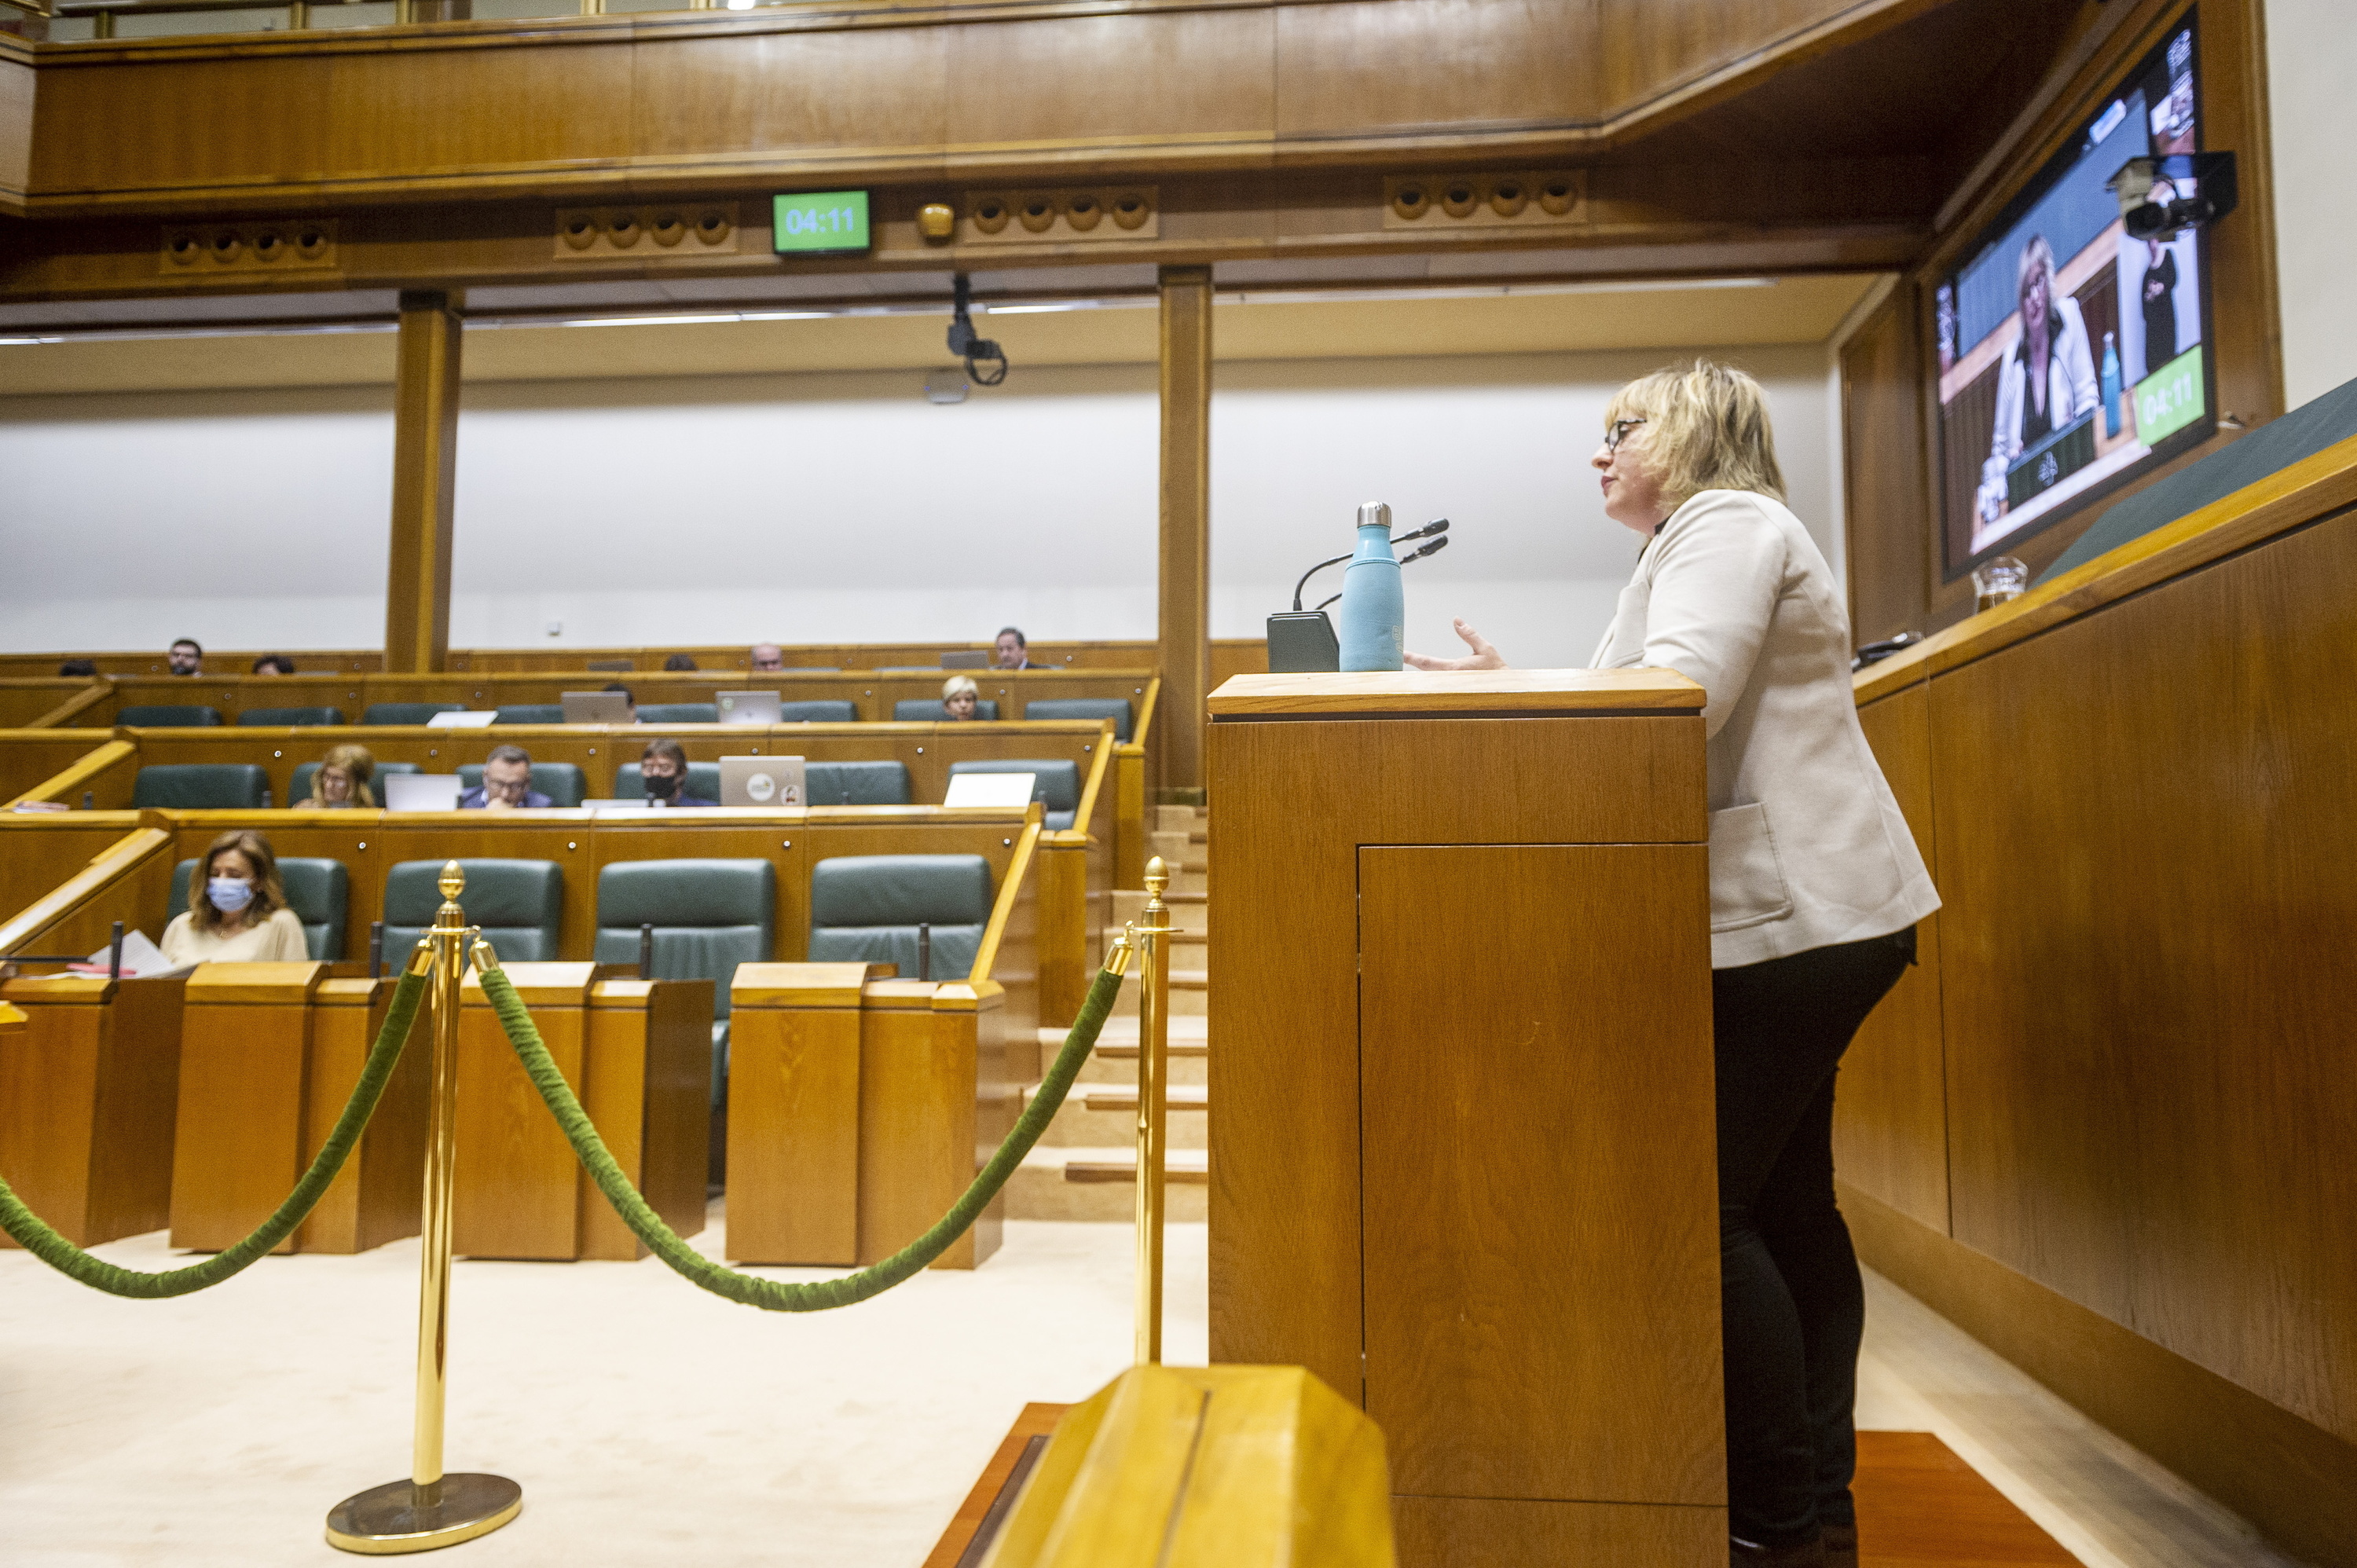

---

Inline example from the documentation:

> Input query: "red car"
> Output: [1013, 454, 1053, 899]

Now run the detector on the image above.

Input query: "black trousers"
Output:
[1714, 926, 1915, 1548]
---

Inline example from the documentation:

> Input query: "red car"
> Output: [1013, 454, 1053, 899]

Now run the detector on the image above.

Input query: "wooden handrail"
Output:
[1130, 675, 1162, 753]
[5, 738, 137, 808]
[24, 682, 112, 729]
[1070, 721, 1116, 840]
[967, 811, 1043, 985]
[1856, 430, 2357, 705]
[0, 826, 173, 958]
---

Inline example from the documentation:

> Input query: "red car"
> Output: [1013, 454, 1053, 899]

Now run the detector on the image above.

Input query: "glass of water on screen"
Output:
[1973, 556, 2029, 613]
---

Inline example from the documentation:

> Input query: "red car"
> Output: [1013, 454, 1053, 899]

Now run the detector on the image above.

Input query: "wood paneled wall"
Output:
[16, 0, 1927, 215]
[1833, 446, 2357, 1562]
[1838, 0, 2285, 645]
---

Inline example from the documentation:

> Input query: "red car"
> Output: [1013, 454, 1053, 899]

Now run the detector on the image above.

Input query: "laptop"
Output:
[715, 691, 782, 725]
[719, 755, 806, 807]
[384, 774, 464, 811]
[944, 771, 1036, 809]
[425, 709, 498, 728]
[560, 690, 633, 724]
[940, 650, 991, 669]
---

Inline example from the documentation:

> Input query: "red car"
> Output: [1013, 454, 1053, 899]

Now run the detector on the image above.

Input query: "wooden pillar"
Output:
[385, 289, 463, 674]
[1157, 265, 1211, 797]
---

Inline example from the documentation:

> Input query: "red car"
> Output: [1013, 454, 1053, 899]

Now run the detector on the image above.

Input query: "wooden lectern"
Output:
[1208, 669, 1725, 1565]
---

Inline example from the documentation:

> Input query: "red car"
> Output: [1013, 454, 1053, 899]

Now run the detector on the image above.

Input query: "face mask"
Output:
[208, 876, 255, 914]
[643, 771, 681, 802]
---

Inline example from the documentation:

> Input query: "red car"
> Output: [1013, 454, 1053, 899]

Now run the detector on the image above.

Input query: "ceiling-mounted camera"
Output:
[2106, 151, 2238, 243]
[946, 273, 1008, 387]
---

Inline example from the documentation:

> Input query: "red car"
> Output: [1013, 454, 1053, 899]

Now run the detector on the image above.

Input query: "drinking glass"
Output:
[1973, 555, 2029, 613]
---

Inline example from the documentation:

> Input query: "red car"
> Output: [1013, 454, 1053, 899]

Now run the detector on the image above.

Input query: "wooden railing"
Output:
[0, 823, 174, 962]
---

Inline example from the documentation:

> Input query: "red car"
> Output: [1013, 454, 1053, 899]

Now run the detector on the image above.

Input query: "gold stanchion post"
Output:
[327, 863, 522, 1554]
[1133, 856, 1175, 1365]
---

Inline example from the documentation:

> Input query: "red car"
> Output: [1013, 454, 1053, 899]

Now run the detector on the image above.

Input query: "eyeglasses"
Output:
[1606, 417, 1648, 453]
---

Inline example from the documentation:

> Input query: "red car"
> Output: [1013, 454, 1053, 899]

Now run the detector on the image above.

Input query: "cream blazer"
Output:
[159, 906, 310, 966]
[1589, 489, 1940, 969]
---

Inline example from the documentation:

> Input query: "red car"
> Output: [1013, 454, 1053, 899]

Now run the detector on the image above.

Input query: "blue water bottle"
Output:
[1337, 501, 1405, 672]
[2101, 331, 2123, 438]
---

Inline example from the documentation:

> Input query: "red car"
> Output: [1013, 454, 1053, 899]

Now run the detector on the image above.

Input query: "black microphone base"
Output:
[1266, 611, 1340, 673]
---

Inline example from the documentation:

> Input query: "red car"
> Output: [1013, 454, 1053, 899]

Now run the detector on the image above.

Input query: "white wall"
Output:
[2267, 0, 2357, 409]
[0, 346, 1838, 663]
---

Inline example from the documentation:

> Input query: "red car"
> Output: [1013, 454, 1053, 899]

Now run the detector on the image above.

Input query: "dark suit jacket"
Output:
[456, 787, 552, 809]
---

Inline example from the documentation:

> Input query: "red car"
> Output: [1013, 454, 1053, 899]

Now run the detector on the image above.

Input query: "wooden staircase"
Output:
[1008, 804, 1209, 1221]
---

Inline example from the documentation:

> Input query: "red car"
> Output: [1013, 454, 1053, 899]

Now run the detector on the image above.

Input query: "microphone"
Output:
[1392, 517, 1450, 546]
[1291, 519, 1446, 610]
[1292, 552, 1354, 613]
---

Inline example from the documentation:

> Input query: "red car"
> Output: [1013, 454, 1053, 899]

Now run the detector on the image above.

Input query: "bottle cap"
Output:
[1356, 502, 1391, 529]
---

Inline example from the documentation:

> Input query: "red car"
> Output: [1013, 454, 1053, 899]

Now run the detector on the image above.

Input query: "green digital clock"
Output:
[772, 191, 871, 255]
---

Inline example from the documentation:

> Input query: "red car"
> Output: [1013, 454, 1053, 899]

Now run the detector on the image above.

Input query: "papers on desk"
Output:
[426, 710, 500, 728]
[66, 929, 195, 980]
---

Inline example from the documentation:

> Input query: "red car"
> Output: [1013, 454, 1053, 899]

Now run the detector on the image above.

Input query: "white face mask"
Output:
[208, 876, 255, 914]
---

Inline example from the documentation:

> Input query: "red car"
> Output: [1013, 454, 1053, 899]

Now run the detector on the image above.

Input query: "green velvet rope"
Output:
[0, 966, 430, 1299]
[479, 961, 1125, 1311]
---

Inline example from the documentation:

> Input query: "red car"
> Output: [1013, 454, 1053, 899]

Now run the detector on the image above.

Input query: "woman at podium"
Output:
[1408, 360, 1940, 1568]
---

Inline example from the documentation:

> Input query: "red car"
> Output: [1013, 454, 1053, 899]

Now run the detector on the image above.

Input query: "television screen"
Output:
[1934, 16, 2213, 576]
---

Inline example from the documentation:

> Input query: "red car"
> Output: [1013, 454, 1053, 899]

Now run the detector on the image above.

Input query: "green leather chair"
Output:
[169, 855, 349, 958]
[117, 705, 222, 727]
[593, 859, 775, 1112]
[779, 700, 858, 723]
[236, 706, 347, 727]
[382, 859, 564, 961]
[893, 698, 999, 721]
[363, 702, 466, 726]
[134, 764, 269, 809]
[946, 758, 1083, 830]
[493, 705, 564, 725]
[453, 760, 586, 808]
[613, 761, 721, 802]
[807, 853, 994, 981]
[808, 760, 911, 805]
[290, 758, 421, 806]
[1022, 697, 1134, 742]
[637, 702, 719, 725]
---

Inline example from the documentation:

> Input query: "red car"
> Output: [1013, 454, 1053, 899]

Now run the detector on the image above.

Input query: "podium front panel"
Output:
[1208, 671, 1719, 1563]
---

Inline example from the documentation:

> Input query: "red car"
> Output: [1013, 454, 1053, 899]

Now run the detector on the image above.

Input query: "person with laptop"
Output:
[750, 643, 786, 672]
[603, 682, 640, 723]
[460, 745, 551, 810]
[994, 627, 1039, 669]
[640, 738, 715, 808]
[942, 675, 981, 720]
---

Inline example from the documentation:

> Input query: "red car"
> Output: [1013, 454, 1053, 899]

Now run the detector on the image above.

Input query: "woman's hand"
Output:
[1403, 618, 1508, 672]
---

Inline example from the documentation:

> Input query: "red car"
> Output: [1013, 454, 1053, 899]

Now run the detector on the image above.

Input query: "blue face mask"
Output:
[208, 876, 255, 914]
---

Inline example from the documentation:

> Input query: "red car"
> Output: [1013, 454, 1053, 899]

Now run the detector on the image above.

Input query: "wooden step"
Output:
[1065, 1149, 1208, 1184]
[1080, 1085, 1208, 1112]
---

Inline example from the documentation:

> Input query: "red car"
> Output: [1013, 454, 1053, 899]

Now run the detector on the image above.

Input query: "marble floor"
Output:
[0, 1211, 2306, 1566]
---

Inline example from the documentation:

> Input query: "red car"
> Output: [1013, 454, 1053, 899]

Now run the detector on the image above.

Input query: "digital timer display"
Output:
[772, 191, 871, 255]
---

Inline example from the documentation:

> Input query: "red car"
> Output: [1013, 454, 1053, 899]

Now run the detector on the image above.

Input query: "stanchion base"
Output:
[325, 1475, 522, 1555]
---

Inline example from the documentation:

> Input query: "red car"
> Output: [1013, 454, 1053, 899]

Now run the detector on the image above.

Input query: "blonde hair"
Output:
[2016, 233, 2059, 318]
[1603, 359, 1785, 507]
[192, 829, 288, 932]
[941, 675, 979, 702]
[315, 742, 376, 808]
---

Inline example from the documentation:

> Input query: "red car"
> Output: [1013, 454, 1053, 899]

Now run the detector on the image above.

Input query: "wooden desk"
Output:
[725, 965, 1013, 1270]
[1207, 668, 1722, 1566]
[450, 963, 709, 1261]
[0, 973, 186, 1249]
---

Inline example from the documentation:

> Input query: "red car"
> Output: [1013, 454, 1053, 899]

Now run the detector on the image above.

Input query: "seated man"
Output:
[460, 744, 551, 810]
[604, 682, 640, 723]
[639, 738, 715, 808]
[994, 626, 1039, 669]
[663, 653, 698, 671]
[943, 674, 981, 720]
[58, 658, 98, 677]
[750, 642, 786, 672]
[251, 654, 297, 676]
[167, 638, 203, 676]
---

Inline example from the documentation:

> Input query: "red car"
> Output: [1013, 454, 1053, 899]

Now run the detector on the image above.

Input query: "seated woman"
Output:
[159, 829, 310, 965]
[942, 675, 981, 720]
[303, 742, 377, 808]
